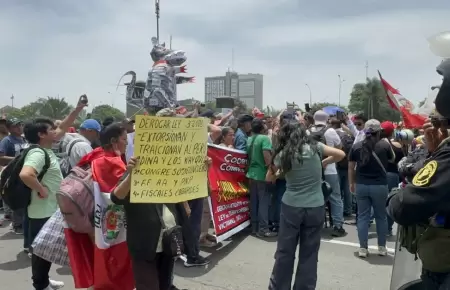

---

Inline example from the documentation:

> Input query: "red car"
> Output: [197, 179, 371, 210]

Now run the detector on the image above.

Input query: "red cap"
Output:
[381, 121, 395, 136]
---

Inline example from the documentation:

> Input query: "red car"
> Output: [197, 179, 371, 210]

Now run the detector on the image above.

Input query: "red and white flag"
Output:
[65, 151, 134, 290]
[378, 71, 426, 128]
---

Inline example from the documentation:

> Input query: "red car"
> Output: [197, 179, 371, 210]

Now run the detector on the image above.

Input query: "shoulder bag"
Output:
[156, 205, 185, 258]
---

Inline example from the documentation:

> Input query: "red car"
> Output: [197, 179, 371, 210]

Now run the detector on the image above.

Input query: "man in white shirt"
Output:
[345, 114, 367, 144]
[310, 110, 347, 237]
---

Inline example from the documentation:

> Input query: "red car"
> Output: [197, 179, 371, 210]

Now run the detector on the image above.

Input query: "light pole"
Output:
[338, 74, 345, 106]
[155, 0, 160, 42]
[305, 83, 312, 104]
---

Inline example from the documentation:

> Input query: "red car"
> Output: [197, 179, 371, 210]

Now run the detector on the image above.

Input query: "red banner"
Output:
[207, 145, 250, 241]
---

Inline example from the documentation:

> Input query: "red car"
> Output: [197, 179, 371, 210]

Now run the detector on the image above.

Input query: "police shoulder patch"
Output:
[412, 160, 438, 187]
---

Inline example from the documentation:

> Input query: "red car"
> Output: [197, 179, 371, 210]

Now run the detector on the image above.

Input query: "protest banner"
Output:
[207, 144, 250, 242]
[131, 116, 209, 203]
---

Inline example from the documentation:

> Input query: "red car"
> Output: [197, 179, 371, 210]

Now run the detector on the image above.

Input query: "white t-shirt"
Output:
[323, 128, 341, 175]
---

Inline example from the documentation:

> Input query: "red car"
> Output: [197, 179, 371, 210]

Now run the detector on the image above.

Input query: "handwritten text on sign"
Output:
[131, 116, 209, 203]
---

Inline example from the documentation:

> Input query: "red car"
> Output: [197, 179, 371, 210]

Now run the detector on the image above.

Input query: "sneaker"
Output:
[184, 256, 210, 267]
[14, 227, 23, 235]
[23, 247, 30, 253]
[331, 226, 347, 237]
[358, 248, 369, 258]
[378, 246, 388, 256]
[49, 279, 65, 289]
[256, 230, 278, 238]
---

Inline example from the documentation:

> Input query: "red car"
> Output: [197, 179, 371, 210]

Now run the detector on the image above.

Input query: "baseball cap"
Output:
[6, 118, 23, 127]
[381, 121, 395, 136]
[364, 119, 382, 133]
[80, 119, 101, 132]
[313, 110, 329, 126]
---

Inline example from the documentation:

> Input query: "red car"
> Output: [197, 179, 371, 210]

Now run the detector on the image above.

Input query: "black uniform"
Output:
[388, 137, 450, 288]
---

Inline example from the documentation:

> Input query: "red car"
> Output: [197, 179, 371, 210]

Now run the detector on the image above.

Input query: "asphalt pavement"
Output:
[0, 215, 395, 290]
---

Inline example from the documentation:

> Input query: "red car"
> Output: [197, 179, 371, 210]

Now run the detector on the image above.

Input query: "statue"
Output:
[117, 37, 194, 115]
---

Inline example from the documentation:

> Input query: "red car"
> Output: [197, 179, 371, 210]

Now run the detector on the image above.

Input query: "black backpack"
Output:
[0, 145, 50, 210]
[309, 125, 328, 145]
[336, 130, 355, 169]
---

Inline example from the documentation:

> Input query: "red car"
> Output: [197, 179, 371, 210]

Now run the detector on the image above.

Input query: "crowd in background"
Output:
[0, 97, 431, 290]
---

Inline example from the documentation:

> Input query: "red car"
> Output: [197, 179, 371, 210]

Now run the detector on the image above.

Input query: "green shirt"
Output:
[246, 134, 272, 181]
[275, 142, 325, 208]
[24, 148, 63, 219]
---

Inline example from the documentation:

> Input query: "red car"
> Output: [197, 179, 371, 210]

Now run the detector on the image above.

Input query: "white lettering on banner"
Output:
[216, 200, 248, 213]
[219, 163, 245, 173]
[224, 154, 247, 165]
[218, 219, 236, 230]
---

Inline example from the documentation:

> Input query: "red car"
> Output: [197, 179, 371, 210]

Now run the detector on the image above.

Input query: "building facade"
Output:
[204, 72, 263, 109]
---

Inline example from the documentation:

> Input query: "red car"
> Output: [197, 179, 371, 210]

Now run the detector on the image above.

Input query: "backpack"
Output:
[56, 165, 95, 234]
[0, 145, 50, 210]
[59, 138, 84, 177]
[309, 125, 328, 145]
[336, 130, 355, 169]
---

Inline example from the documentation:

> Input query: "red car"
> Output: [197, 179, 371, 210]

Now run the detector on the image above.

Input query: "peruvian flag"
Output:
[65, 152, 134, 290]
[378, 71, 426, 128]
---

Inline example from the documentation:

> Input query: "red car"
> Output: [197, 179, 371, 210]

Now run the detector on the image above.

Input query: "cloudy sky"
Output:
[1, 0, 449, 112]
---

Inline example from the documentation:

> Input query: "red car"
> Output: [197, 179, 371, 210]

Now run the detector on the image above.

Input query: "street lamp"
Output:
[338, 74, 345, 106]
[305, 83, 312, 104]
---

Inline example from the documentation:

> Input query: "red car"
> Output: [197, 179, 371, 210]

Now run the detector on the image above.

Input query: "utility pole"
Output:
[169, 34, 172, 49]
[155, 0, 160, 42]
[338, 74, 345, 106]
[305, 83, 312, 104]
[10, 94, 14, 108]
[365, 60, 369, 80]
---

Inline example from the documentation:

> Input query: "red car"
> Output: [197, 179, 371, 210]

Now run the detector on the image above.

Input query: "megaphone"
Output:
[428, 31, 450, 58]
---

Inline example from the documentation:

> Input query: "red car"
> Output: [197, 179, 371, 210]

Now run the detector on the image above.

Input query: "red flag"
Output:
[378, 71, 426, 128]
[65, 151, 134, 290]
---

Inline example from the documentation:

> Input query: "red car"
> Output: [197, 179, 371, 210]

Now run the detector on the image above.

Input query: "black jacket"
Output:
[388, 138, 450, 226]
[111, 173, 194, 261]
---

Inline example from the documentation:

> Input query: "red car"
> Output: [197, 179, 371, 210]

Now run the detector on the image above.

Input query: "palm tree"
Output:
[37, 97, 73, 120]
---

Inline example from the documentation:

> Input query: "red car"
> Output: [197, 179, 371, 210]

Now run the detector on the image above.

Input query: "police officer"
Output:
[388, 59, 450, 289]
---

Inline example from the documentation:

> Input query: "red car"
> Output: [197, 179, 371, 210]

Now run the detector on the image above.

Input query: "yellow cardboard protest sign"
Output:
[131, 116, 209, 203]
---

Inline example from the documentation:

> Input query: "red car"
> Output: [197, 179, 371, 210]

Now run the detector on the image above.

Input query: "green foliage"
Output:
[348, 77, 401, 122]
[3, 98, 125, 123]
[91, 104, 125, 122]
[38, 97, 73, 120]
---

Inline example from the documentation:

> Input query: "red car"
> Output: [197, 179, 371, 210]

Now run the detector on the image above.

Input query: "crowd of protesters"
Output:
[0, 96, 429, 290]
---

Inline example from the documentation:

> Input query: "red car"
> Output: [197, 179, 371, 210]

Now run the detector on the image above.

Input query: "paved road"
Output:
[0, 215, 395, 289]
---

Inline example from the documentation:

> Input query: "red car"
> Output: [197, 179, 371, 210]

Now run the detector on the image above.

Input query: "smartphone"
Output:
[80, 95, 88, 105]
[336, 111, 344, 120]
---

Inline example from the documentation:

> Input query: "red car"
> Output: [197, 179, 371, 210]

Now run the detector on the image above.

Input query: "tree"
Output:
[348, 77, 401, 122]
[37, 97, 73, 120]
[91, 105, 125, 122]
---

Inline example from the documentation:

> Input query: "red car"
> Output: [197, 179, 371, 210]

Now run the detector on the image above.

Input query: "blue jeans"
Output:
[325, 174, 344, 228]
[337, 168, 352, 215]
[187, 198, 204, 259]
[270, 179, 286, 225]
[249, 179, 271, 233]
[355, 183, 388, 248]
[386, 172, 399, 233]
